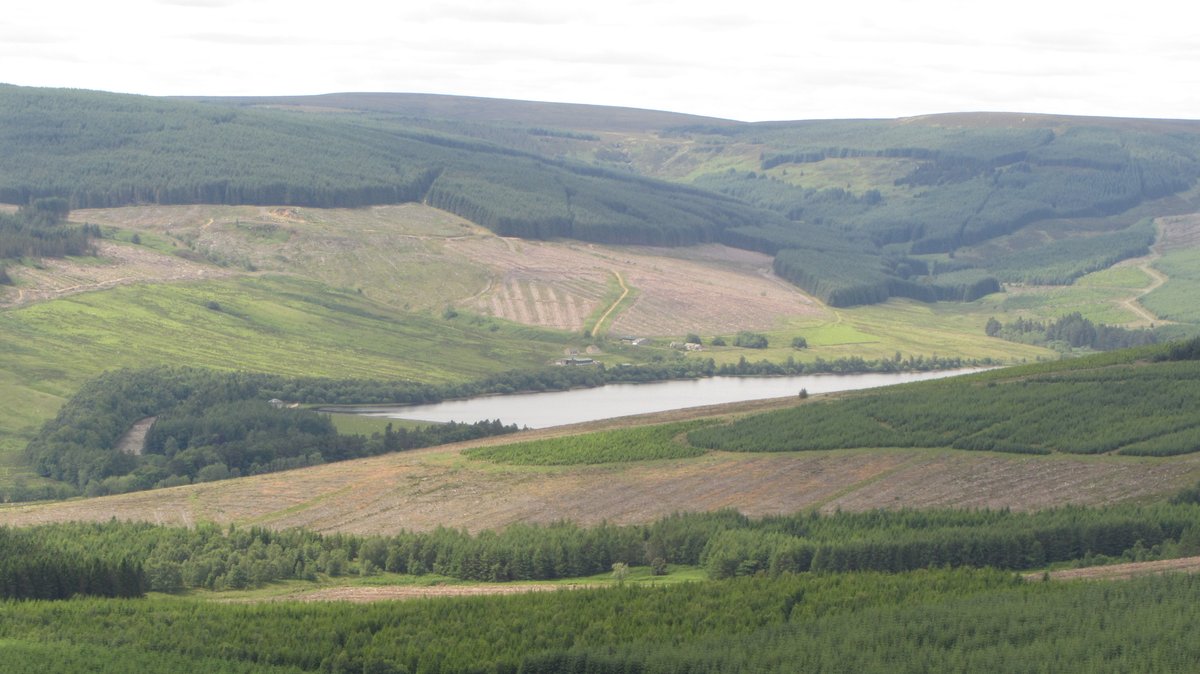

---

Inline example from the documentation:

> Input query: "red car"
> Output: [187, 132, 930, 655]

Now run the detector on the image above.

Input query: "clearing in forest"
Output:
[446, 238, 823, 334]
[0, 240, 237, 309]
[59, 205, 824, 335]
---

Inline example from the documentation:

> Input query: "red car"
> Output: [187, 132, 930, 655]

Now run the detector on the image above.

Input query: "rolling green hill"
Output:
[0, 85, 775, 247]
[8, 86, 1200, 307]
[689, 339, 1200, 457]
[194, 96, 1200, 304]
[0, 274, 580, 494]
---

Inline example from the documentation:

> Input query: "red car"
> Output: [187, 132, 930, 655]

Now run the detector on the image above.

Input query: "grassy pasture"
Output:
[2, 275, 569, 381]
[464, 420, 714, 465]
[992, 285, 1145, 325]
[765, 156, 920, 198]
[1143, 247, 1200, 323]
[324, 414, 437, 436]
[0, 275, 577, 483]
[695, 299, 1056, 369]
[181, 564, 706, 604]
[581, 271, 632, 337]
[75, 204, 493, 313]
[1075, 264, 1155, 290]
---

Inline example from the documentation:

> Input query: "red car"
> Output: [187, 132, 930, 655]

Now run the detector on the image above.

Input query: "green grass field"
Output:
[582, 271, 638, 337]
[77, 204, 493, 313]
[180, 563, 706, 605]
[324, 413, 437, 436]
[766, 156, 921, 199]
[1143, 247, 1200, 323]
[695, 299, 1056, 369]
[465, 421, 714, 465]
[0, 275, 579, 485]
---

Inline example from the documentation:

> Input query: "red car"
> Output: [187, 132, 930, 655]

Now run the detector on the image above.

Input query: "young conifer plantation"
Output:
[6, 495, 1200, 671]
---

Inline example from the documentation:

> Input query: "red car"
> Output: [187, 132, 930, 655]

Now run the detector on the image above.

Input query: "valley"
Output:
[0, 185, 1194, 501]
[6, 86, 1200, 673]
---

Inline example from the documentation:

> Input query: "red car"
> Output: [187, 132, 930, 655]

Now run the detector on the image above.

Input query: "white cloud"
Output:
[2, 0, 1198, 121]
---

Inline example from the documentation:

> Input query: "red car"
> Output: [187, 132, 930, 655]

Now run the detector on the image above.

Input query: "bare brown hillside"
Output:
[446, 238, 822, 334]
[0, 240, 236, 308]
[1025, 556, 1200, 582]
[68, 204, 825, 334]
[4, 398, 1196, 535]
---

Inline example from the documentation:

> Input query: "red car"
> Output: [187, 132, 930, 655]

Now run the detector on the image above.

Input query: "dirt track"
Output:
[281, 583, 591, 603]
[1025, 556, 1200, 582]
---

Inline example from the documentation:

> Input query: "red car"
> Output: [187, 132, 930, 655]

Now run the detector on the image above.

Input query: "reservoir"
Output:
[332, 369, 982, 429]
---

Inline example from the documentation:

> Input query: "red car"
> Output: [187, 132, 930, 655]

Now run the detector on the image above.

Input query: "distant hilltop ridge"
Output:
[180, 91, 1200, 129]
[4, 83, 1200, 307]
[174, 91, 742, 133]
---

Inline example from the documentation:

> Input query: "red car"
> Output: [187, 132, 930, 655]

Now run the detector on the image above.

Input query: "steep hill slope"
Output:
[0, 201, 1057, 500]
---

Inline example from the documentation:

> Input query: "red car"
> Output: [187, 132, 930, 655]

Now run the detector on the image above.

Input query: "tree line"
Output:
[5, 568, 1200, 672]
[10, 497, 1200, 595]
[8, 494, 1200, 670]
[698, 125, 1195, 304]
[0, 198, 97, 271]
[24, 367, 519, 497]
[986, 311, 1160, 351]
[0, 525, 144, 600]
[0, 85, 774, 247]
[772, 247, 1001, 306]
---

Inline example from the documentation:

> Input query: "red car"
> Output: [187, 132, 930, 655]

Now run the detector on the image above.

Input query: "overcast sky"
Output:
[4, 0, 1198, 122]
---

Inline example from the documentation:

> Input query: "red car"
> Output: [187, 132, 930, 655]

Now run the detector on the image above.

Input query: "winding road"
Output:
[1120, 262, 1168, 325]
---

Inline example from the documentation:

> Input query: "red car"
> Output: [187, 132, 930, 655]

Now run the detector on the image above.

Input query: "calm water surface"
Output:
[332, 369, 983, 429]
